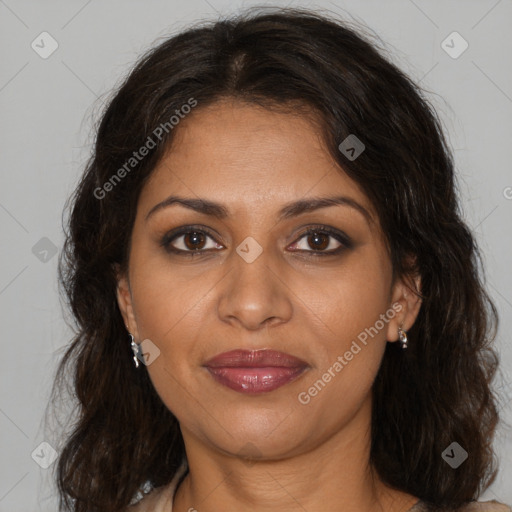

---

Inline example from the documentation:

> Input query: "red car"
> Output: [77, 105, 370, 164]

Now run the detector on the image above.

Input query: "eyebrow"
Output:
[145, 194, 374, 227]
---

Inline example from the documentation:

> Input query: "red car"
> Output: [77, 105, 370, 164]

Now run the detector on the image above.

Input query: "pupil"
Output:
[308, 232, 328, 250]
[185, 232, 205, 250]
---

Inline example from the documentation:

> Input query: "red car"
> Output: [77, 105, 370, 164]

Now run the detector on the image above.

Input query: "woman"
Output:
[52, 6, 510, 512]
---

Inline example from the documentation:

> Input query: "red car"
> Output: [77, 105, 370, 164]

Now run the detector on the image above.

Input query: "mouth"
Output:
[203, 349, 310, 394]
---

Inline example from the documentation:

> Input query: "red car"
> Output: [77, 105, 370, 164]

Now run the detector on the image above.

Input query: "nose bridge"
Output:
[217, 238, 293, 329]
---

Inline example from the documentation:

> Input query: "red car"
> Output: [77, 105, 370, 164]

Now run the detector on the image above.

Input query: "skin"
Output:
[117, 99, 422, 512]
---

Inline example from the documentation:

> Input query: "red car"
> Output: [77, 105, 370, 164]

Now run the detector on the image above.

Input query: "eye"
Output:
[160, 224, 352, 258]
[288, 226, 352, 255]
[161, 226, 223, 255]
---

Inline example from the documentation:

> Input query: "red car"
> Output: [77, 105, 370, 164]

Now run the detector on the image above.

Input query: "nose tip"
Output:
[216, 249, 293, 331]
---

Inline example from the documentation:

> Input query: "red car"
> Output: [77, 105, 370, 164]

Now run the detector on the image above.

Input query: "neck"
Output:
[173, 396, 418, 512]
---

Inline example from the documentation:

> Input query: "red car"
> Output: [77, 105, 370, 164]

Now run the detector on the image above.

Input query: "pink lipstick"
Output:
[203, 349, 309, 394]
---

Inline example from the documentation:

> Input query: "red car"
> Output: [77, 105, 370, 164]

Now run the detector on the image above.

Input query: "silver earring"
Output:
[129, 333, 141, 368]
[398, 325, 408, 350]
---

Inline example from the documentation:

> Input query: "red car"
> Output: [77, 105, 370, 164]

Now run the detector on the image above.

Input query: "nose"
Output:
[216, 246, 293, 331]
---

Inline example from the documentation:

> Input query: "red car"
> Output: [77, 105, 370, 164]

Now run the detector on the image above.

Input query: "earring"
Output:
[129, 333, 141, 368]
[398, 324, 408, 350]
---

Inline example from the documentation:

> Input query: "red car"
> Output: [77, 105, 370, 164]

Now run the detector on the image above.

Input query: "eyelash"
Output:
[160, 224, 353, 258]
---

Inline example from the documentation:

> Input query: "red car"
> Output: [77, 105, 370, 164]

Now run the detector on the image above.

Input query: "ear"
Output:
[385, 265, 422, 343]
[114, 264, 141, 340]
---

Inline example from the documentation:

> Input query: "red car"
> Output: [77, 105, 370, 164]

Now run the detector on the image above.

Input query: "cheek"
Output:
[128, 255, 216, 401]
[312, 261, 392, 346]
[296, 262, 391, 403]
[294, 340, 384, 438]
[129, 253, 213, 342]
[295, 272, 390, 421]
[130, 275, 206, 419]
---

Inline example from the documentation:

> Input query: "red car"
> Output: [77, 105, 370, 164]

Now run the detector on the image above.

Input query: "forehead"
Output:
[139, 99, 377, 226]
[160, 99, 334, 176]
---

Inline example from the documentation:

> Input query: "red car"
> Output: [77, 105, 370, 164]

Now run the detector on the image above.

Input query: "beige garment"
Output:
[409, 500, 511, 511]
[463, 505, 511, 512]
[129, 464, 510, 512]
[128, 461, 187, 512]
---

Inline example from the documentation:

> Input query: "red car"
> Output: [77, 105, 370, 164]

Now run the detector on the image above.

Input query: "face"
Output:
[117, 99, 421, 461]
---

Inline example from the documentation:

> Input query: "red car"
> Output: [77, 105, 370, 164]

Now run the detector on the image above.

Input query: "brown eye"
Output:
[288, 225, 352, 256]
[183, 231, 207, 250]
[161, 227, 224, 255]
[307, 232, 330, 251]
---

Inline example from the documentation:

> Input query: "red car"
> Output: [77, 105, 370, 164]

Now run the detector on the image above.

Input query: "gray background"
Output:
[1, 0, 511, 510]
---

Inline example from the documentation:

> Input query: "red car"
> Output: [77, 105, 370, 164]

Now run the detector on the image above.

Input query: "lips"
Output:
[203, 349, 309, 394]
[204, 349, 308, 368]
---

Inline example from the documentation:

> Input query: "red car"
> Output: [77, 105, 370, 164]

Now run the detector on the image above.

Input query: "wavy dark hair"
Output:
[51, 6, 501, 512]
